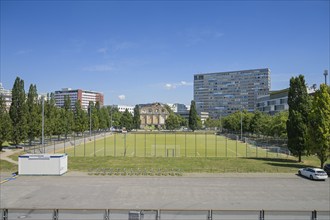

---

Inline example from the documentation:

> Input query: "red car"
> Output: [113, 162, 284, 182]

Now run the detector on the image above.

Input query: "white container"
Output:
[18, 154, 68, 175]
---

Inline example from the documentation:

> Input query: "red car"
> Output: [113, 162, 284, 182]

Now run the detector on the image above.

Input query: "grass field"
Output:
[60, 133, 289, 158]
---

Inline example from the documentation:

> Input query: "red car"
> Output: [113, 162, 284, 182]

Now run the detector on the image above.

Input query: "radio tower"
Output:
[324, 70, 328, 85]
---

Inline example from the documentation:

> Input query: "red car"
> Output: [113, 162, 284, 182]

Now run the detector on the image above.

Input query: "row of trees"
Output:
[0, 77, 142, 151]
[213, 110, 289, 138]
[287, 75, 330, 167]
[206, 75, 329, 167]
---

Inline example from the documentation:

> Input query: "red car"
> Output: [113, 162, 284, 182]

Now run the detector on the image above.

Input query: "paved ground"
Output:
[1, 173, 329, 211]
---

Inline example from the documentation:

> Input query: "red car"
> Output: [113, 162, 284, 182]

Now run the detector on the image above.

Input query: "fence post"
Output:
[53, 209, 59, 220]
[208, 210, 213, 220]
[2, 209, 8, 220]
[226, 137, 228, 158]
[104, 131, 106, 156]
[311, 210, 317, 220]
[84, 133, 86, 157]
[205, 132, 207, 157]
[155, 133, 157, 157]
[259, 210, 264, 220]
[165, 133, 167, 157]
[245, 138, 248, 157]
[144, 132, 146, 157]
[195, 133, 197, 157]
[175, 132, 177, 157]
[134, 133, 136, 157]
[114, 133, 117, 157]
[236, 136, 238, 158]
[104, 209, 109, 220]
[215, 133, 217, 157]
[185, 133, 187, 157]
[156, 209, 161, 220]
[94, 132, 96, 157]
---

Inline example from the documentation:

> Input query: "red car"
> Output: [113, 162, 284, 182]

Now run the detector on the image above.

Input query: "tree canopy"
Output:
[286, 75, 310, 162]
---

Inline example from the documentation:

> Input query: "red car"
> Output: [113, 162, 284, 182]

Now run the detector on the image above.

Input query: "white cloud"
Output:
[82, 64, 114, 72]
[118, 95, 126, 100]
[164, 81, 193, 90]
[165, 83, 175, 90]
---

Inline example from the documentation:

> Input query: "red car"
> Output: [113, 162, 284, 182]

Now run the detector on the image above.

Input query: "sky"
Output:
[1, 0, 329, 106]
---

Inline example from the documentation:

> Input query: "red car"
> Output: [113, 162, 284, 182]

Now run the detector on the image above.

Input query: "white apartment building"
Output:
[112, 105, 135, 115]
[54, 88, 104, 111]
[0, 83, 12, 110]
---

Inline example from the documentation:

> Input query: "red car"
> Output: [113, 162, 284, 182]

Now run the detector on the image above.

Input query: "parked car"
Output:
[298, 168, 328, 180]
[323, 164, 330, 176]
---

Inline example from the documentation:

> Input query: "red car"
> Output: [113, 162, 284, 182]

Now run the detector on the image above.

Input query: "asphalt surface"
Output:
[1, 173, 329, 211]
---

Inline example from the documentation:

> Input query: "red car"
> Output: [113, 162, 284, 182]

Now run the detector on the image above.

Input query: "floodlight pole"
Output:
[240, 107, 243, 141]
[42, 96, 45, 153]
[324, 70, 328, 85]
[89, 105, 92, 138]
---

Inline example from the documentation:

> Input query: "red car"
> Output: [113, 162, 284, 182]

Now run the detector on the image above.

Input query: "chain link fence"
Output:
[23, 131, 291, 159]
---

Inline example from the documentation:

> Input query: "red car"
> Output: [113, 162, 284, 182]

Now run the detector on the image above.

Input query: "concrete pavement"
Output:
[1, 173, 329, 211]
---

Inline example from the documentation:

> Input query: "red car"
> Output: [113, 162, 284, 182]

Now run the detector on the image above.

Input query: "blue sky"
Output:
[1, 0, 329, 106]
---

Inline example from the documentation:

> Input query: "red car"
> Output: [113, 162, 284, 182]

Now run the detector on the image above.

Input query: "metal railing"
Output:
[2, 208, 329, 220]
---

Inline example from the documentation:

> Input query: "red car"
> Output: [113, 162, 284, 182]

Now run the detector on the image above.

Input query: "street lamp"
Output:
[324, 70, 328, 85]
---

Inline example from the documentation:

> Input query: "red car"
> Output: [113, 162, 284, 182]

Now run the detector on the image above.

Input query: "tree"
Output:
[189, 100, 201, 131]
[308, 84, 330, 168]
[107, 106, 122, 128]
[286, 75, 311, 162]
[53, 108, 65, 140]
[223, 111, 240, 132]
[62, 95, 74, 139]
[120, 109, 133, 131]
[132, 105, 141, 130]
[250, 111, 271, 136]
[165, 113, 180, 130]
[26, 84, 41, 145]
[44, 93, 57, 139]
[270, 111, 288, 138]
[0, 95, 12, 151]
[99, 107, 110, 131]
[74, 100, 88, 135]
[9, 77, 28, 146]
[89, 102, 99, 131]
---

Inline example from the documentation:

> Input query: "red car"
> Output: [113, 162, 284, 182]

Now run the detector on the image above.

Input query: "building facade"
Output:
[0, 83, 12, 110]
[112, 105, 135, 115]
[54, 88, 104, 111]
[194, 68, 270, 118]
[168, 103, 190, 120]
[139, 103, 170, 129]
[257, 89, 289, 115]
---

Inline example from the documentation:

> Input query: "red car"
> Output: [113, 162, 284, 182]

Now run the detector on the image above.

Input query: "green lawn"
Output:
[0, 160, 17, 172]
[68, 157, 326, 174]
[61, 133, 289, 159]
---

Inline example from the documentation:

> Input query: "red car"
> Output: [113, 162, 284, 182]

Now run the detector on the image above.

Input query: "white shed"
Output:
[18, 154, 68, 175]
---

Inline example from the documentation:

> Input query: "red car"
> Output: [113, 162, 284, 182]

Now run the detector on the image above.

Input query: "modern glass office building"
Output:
[194, 68, 271, 118]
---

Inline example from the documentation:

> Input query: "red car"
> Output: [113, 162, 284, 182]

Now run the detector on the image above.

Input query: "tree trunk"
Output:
[320, 159, 325, 169]
[298, 153, 302, 162]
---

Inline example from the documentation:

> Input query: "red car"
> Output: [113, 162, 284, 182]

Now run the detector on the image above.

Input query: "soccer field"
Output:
[61, 132, 288, 158]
